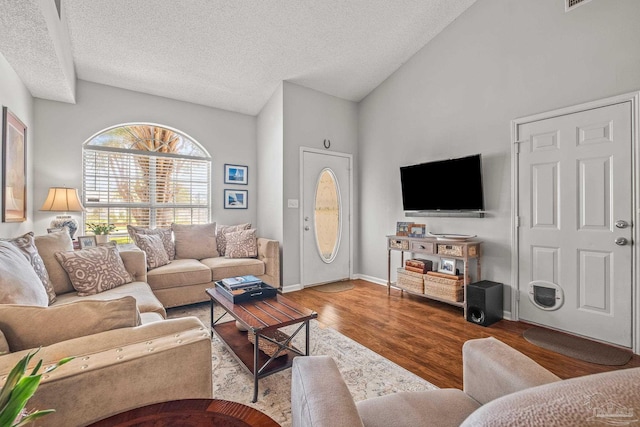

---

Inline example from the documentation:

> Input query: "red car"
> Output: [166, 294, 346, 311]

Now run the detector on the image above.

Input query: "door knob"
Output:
[304, 226, 310, 231]
[615, 237, 628, 246]
[304, 217, 310, 222]
[615, 220, 629, 229]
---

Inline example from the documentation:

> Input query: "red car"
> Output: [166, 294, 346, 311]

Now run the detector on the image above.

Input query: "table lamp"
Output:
[40, 187, 84, 238]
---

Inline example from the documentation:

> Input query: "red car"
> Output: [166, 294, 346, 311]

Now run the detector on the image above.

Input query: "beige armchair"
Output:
[291, 337, 640, 427]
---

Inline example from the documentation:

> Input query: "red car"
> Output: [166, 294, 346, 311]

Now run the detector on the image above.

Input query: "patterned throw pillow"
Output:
[216, 223, 251, 256]
[55, 246, 133, 296]
[1, 232, 56, 304]
[225, 228, 258, 258]
[0, 242, 49, 307]
[127, 225, 175, 260]
[135, 233, 170, 270]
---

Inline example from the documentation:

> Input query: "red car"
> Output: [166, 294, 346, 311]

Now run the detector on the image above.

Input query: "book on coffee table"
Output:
[221, 275, 262, 290]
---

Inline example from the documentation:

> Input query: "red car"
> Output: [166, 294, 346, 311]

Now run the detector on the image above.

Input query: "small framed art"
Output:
[438, 258, 456, 275]
[224, 189, 248, 209]
[2, 107, 27, 223]
[77, 235, 97, 249]
[224, 164, 248, 185]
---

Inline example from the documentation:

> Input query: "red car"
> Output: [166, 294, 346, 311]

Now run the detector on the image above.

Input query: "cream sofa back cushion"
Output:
[34, 230, 75, 294]
[172, 223, 218, 260]
[0, 241, 49, 307]
[0, 296, 141, 352]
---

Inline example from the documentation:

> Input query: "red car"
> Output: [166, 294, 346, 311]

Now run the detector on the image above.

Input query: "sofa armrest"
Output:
[463, 337, 561, 405]
[291, 356, 364, 427]
[0, 317, 212, 426]
[257, 238, 280, 288]
[120, 249, 147, 283]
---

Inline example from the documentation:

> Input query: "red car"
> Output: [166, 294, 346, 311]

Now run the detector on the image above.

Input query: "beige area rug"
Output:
[523, 327, 632, 366]
[167, 302, 436, 427]
[311, 282, 355, 293]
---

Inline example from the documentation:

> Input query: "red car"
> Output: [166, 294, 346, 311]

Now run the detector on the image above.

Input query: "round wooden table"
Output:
[87, 399, 281, 427]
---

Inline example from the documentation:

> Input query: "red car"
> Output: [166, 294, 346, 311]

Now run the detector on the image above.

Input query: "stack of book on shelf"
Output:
[404, 258, 433, 273]
[215, 275, 277, 303]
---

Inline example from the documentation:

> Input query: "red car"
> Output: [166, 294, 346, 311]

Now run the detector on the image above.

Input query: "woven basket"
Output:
[424, 278, 464, 302]
[247, 329, 290, 357]
[396, 268, 424, 293]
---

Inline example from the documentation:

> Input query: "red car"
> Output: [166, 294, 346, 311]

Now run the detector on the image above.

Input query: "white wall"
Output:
[256, 83, 284, 243]
[357, 0, 640, 312]
[0, 53, 34, 238]
[33, 80, 256, 234]
[282, 82, 358, 288]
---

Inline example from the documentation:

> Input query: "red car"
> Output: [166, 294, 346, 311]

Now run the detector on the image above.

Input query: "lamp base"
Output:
[51, 215, 79, 239]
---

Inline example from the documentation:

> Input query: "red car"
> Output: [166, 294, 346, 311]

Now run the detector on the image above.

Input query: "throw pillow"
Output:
[216, 223, 251, 256]
[225, 228, 258, 258]
[1, 232, 56, 304]
[55, 246, 133, 296]
[135, 233, 170, 270]
[0, 329, 9, 354]
[171, 223, 218, 260]
[0, 296, 141, 352]
[34, 230, 75, 295]
[0, 242, 49, 306]
[127, 225, 175, 260]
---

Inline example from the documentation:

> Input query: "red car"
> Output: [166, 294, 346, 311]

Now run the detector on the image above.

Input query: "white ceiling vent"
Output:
[566, 0, 593, 12]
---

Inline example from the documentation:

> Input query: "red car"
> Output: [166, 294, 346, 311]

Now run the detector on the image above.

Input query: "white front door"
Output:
[301, 149, 351, 287]
[516, 101, 633, 347]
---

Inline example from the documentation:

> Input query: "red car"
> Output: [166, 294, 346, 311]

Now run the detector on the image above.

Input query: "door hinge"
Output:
[515, 216, 521, 227]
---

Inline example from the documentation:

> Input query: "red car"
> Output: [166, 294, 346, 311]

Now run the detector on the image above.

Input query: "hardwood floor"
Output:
[285, 279, 640, 389]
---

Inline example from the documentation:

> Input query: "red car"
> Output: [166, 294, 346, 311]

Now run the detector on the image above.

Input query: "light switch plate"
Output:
[287, 199, 299, 208]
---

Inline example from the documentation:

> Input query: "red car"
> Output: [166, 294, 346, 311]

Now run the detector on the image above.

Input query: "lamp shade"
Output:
[40, 187, 84, 212]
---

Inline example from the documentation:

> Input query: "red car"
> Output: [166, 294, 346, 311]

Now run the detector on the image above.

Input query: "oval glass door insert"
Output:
[314, 168, 342, 263]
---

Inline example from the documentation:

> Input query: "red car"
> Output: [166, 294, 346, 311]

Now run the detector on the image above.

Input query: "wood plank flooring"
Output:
[285, 279, 640, 389]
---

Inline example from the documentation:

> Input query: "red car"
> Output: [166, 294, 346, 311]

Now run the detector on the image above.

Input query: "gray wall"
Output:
[33, 80, 257, 234]
[256, 83, 284, 243]
[282, 82, 359, 289]
[357, 0, 640, 313]
[0, 53, 34, 238]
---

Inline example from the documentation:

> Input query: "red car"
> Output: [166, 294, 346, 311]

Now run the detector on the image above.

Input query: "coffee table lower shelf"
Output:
[212, 321, 297, 378]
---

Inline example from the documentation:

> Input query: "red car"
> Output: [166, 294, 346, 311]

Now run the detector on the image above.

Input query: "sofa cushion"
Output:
[201, 256, 265, 282]
[172, 223, 218, 259]
[357, 389, 480, 427]
[225, 228, 258, 258]
[0, 241, 49, 306]
[1, 232, 57, 304]
[460, 367, 640, 427]
[216, 223, 251, 256]
[127, 225, 175, 260]
[34, 230, 75, 294]
[0, 296, 141, 352]
[51, 281, 166, 318]
[135, 233, 170, 270]
[147, 259, 212, 290]
[0, 330, 9, 354]
[55, 246, 133, 296]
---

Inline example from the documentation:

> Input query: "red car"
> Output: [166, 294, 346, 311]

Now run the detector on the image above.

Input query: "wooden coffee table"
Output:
[87, 399, 280, 426]
[206, 287, 317, 402]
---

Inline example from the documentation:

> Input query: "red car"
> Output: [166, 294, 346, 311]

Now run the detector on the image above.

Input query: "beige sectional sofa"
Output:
[292, 337, 640, 427]
[0, 231, 213, 426]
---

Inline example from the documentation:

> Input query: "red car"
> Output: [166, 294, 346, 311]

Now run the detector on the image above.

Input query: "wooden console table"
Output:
[387, 235, 482, 317]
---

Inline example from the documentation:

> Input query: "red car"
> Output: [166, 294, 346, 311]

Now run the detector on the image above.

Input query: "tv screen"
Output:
[400, 154, 484, 211]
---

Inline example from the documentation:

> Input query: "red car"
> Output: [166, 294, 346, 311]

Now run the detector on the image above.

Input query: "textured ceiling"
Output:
[62, 0, 476, 115]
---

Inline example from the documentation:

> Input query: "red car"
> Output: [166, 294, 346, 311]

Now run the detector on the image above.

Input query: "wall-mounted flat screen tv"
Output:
[400, 154, 484, 212]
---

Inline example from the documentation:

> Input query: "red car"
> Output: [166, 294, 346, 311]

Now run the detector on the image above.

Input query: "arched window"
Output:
[82, 123, 211, 238]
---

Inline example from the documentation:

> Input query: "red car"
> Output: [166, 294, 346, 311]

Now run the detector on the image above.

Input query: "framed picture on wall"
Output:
[224, 189, 248, 209]
[224, 164, 248, 185]
[2, 107, 27, 222]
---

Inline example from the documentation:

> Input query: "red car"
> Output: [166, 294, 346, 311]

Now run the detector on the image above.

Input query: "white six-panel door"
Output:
[516, 101, 633, 347]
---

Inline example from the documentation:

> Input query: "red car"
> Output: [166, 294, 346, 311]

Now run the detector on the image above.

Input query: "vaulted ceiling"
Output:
[0, 0, 476, 115]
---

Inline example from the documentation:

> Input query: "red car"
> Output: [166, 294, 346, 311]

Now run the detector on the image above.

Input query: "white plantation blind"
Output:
[82, 124, 211, 237]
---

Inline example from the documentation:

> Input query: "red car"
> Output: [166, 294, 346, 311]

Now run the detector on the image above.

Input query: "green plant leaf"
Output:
[12, 409, 55, 427]
[28, 360, 42, 377]
[0, 350, 36, 410]
[0, 375, 41, 426]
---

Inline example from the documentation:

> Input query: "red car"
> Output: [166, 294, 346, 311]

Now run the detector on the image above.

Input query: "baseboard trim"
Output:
[353, 274, 386, 286]
[282, 283, 302, 293]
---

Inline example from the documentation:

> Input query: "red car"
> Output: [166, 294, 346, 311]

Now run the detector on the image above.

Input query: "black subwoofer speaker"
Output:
[466, 280, 503, 327]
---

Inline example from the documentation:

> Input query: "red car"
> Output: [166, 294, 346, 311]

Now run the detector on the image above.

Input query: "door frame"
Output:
[510, 90, 640, 353]
[299, 147, 354, 287]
